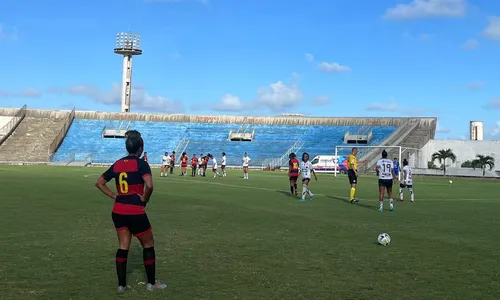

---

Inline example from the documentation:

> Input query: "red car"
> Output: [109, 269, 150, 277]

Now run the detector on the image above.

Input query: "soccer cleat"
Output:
[389, 205, 394, 211]
[147, 281, 167, 291]
[300, 197, 305, 202]
[309, 193, 314, 200]
[117, 285, 130, 293]
[378, 207, 383, 212]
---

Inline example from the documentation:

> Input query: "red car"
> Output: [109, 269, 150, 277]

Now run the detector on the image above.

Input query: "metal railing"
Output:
[48, 107, 75, 160]
[0, 105, 27, 146]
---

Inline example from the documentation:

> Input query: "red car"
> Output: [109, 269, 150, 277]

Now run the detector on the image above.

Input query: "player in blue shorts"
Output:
[393, 157, 400, 177]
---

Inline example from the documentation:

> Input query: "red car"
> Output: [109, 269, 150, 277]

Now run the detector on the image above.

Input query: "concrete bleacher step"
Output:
[0, 117, 68, 162]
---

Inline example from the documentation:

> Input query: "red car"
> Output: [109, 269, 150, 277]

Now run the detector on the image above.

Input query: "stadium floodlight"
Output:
[114, 32, 143, 113]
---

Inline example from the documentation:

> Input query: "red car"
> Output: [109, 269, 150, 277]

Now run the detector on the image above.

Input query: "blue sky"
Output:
[0, 0, 499, 139]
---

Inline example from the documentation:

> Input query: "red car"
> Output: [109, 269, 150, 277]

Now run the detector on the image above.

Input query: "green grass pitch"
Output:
[0, 165, 499, 300]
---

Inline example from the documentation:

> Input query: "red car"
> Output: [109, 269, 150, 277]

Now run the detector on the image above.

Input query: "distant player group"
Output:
[159, 151, 252, 179]
[346, 147, 414, 212]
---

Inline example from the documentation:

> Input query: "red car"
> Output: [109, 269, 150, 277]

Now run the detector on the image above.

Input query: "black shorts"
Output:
[112, 213, 152, 237]
[347, 170, 357, 184]
[289, 175, 298, 181]
[378, 179, 393, 189]
[399, 183, 413, 188]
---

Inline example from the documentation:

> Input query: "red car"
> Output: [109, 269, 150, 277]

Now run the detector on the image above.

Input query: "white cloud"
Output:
[0, 90, 12, 97]
[466, 81, 485, 90]
[304, 53, 314, 62]
[0, 24, 18, 41]
[485, 98, 500, 110]
[461, 39, 478, 50]
[366, 101, 399, 112]
[436, 126, 451, 134]
[19, 88, 42, 97]
[419, 33, 432, 40]
[255, 81, 303, 112]
[384, 0, 466, 20]
[483, 16, 500, 41]
[212, 94, 246, 112]
[402, 31, 433, 40]
[169, 52, 182, 59]
[317, 62, 351, 73]
[311, 96, 330, 106]
[66, 83, 183, 113]
[492, 121, 500, 137]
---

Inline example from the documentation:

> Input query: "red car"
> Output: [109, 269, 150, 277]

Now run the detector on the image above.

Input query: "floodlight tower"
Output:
[114, 32, 142, 113]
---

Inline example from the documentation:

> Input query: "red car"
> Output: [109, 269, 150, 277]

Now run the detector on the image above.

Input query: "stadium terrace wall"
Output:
[418, 140, 500, 170]
[0, 108, 437, 127]
[73, 111, 436, 127]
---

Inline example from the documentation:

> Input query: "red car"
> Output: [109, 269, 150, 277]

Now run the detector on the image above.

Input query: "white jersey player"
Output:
[375, 150, 397, 212]
[299, 152, 317, 201]
[198, 153, 203, 175]
[242, 152, 251, 179]
[211, 155, 220, 178]
[161, 152, 171, 177]
[399, 159, 414, 202]
[221, 152, 227, 177]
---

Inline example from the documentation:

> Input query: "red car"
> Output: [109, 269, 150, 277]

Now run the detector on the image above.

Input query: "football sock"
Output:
[116, 249, 129, 287]
[290, 185, 294, 194]
[399, 188, 403, 200]
[294, 183, 297, 194]
[143, 247, 156, 285]
[379, 201, 383, 209]
[302, 184, 308, 198]
[350, 187, 356, 200]
[409, 188, 414, 201]
[389, 199, 394, 209]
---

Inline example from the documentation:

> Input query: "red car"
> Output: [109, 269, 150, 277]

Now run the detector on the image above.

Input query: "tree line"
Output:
[428, 149, 495, 177]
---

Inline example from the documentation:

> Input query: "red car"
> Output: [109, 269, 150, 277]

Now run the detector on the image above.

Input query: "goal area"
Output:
[333, 145, 420, 181]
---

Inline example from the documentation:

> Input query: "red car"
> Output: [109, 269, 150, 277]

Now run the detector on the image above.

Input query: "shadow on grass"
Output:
[326, 195, 375, 211]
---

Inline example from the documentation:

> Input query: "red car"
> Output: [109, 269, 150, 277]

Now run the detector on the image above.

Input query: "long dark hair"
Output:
[302, 152, 309, 162]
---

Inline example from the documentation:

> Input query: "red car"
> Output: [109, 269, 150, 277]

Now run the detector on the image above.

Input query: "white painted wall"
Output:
[0, 116, 14, 136]
[418, 140, 500, 169]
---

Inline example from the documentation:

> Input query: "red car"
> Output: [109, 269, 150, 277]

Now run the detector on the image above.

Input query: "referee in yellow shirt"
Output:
[347, 147, 359, 203]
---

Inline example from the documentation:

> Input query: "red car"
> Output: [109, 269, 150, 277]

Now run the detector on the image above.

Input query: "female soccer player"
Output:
[399, 159, 415, 202]
[197, 153, 204, 176]
[209, 154, 220, 178]
[160, 152, 170, 177]
[288, 153, 300, 196]
[180, 152, 188, 176]
[300, 152, 317, 201]
[375, 150, 397, 211]
[221, 152, 227, 177]
[95, 130, 167, 293]
[191, 154, 198, 177]
[242, 152, 251, 179]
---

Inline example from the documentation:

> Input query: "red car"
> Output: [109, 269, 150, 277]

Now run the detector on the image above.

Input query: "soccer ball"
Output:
[449, 180, 453, 184]
[377, 233, 391, 246]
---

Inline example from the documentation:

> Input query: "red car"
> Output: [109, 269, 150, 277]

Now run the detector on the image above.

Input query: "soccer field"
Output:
[1, 166, 499, 300]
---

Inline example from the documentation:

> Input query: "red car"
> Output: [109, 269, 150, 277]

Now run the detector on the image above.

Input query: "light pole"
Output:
[114, 32, 142, 113]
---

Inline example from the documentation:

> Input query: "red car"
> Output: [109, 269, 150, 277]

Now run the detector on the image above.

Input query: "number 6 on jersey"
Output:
[118, 172, 128, 193]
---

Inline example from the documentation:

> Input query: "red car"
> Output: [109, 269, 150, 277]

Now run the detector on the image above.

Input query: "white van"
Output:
[310, 155, 346, 174]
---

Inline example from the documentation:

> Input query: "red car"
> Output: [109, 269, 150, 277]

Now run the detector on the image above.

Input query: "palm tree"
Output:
[431, 149, 456, 176]
[471, 155, 495, 177]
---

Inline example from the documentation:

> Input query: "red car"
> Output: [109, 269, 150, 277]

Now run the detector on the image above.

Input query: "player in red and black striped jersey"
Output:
[288, 153, 300, 196]
[95, 130, 167, 293]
